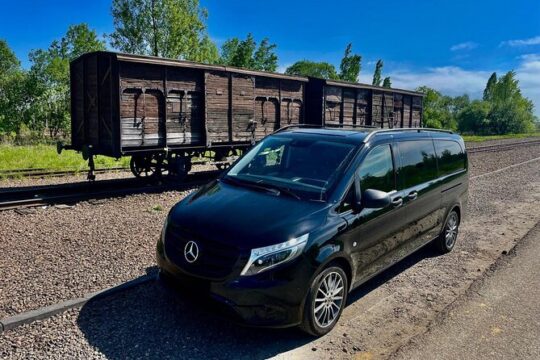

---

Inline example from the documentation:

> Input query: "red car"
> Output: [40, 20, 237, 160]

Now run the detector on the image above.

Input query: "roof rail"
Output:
[325, 124, 378, 130]
[363, 127, 454, 142]
[274, 123, 379, 134]
[273, 124, 323, 133]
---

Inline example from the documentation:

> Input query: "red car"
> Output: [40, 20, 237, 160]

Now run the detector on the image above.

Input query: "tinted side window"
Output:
[359, 145, 395, 192]
[434, 140, 465, 176]
[397, 140, 438, 188]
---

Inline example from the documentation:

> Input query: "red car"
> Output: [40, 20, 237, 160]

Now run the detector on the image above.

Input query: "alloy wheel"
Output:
[313, 271, 345, 328]
[445, 212, 459, 248]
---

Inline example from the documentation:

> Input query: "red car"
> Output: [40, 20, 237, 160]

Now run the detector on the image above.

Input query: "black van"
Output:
[156, 126, 468, 336]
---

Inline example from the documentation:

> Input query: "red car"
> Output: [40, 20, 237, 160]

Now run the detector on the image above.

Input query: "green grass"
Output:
[462, 133, 540, 142]
[0, 144, 130, 172]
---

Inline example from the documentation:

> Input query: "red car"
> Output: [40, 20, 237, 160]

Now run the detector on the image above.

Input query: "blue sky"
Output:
[1, 0, 540, 115]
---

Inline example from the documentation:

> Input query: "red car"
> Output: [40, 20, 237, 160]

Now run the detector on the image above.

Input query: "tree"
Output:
[487, 71, 535, 134]
[339, 43, 361, 82]
[372, 59, 383, 86]
[0, 39, 19, 76]
[457, 100, 490, 134]
[284, 60, 339, 79]
[416, 86, 457, 130]
[253, 38, 278, 72]
[219, 34, 278, 72]
[382, 77, 392, 88]
[27, 24, 106, 137]
[110, 0, 219, 63]
[483, 72, 497, 101]
[0, 40, 30, 136]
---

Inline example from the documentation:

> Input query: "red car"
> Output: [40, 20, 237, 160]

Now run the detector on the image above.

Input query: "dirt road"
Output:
[392, 223, 540, 360]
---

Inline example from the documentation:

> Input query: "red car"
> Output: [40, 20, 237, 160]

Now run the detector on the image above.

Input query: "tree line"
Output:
[420, 71, 537, 134]
[0, 0, 536, 142]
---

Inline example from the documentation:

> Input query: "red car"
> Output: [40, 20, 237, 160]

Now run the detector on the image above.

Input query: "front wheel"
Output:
[300, 266, 348, 336]
[434, 210, 460, 254]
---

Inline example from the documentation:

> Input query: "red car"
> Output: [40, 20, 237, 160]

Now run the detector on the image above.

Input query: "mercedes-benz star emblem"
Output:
[184, 241, 199, 263]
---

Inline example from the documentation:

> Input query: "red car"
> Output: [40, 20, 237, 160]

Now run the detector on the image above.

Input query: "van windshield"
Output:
[224, 135, 357, 200]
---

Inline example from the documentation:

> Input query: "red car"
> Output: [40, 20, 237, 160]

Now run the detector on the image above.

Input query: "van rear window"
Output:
[397, 140, 438, 188]
[434, 140, 466, 176]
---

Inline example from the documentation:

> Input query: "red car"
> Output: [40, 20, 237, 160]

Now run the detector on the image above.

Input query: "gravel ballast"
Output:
[0, 145, 539, 359]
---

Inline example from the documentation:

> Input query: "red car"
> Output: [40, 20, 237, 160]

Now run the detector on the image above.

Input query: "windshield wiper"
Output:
[255, 180, 302, 200]
[221, 176, 280, 196]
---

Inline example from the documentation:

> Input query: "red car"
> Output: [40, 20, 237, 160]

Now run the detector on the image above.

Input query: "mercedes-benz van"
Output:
[156, 126, 468, 336]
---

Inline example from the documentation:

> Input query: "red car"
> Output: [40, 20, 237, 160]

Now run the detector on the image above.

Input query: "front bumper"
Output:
[156, 239, 315, 327]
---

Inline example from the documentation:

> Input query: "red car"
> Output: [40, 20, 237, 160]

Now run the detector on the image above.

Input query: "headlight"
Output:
[240, 234, 309, 276]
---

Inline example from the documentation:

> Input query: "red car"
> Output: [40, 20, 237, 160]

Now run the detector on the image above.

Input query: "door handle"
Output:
[391, 197, 403, 207]
[408, 191, 418, 200]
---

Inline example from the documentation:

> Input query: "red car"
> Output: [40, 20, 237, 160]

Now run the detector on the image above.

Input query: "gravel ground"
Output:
[0, 163, 218, 318]
[464, 136, 540, 148]
[391, 223, 540, 360]
[0, 145, 539, 359]
[468, 144, 540, 176]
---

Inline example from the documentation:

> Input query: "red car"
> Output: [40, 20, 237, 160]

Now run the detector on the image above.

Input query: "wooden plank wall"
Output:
[254, 77, 280, 137]
[204, 72, 304, 145]
[382, 93, 394, 128]
[166, 67, 204, 146]
[205, 71, 230, 144]
[323, 86, 342, 126]
[71, 60, 85, 148]
[232, 75, 255, 142]
[320, 84, 422, 128]
[119, 62, 166, 148]
[371, 91, 383, 127]
[393, 94, 403, 128]
[403, 95, 412, 127]
[280, 80, 303, 128]
[342, 89, 355, 125]
[356, 89, 371, 126]
[97, 54, 115, 154]
[84, 55, 99, 146]
[411, 96, 422, 127]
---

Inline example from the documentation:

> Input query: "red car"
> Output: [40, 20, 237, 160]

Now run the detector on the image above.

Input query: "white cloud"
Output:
[450, 41, 478, 51]
[500, 35, 540, 47]
[515, 54, 540, 116]
[277, 63, 292, 74]
[388, 66, 491, 98]
[379, 56, 540, 116]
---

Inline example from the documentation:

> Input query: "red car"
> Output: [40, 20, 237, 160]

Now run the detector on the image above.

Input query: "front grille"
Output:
[164, 224, 239, 280]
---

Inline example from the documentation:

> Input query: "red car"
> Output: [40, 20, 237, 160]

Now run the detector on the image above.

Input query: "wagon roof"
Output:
[323, 79, 425, 97]
[73, 51, 310, 82]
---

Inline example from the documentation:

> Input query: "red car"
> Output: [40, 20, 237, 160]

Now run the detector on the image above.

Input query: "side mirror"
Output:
[362, 189, 392, 209]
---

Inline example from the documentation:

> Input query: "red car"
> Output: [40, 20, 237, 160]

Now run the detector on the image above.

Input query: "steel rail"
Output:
[0, 170, 220, 211]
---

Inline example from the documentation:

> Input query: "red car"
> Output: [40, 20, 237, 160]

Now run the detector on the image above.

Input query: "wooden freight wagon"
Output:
[305, 78, 424, 129]
[64, 51, 307, 179]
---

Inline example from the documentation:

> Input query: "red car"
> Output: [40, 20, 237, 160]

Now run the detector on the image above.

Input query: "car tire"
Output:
[300, 265, 348, 337]
[434, 209, 460, 254]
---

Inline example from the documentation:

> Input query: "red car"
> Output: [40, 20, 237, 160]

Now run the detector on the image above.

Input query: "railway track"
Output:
[467, 139, 540, 153]
[0, 170, 220, 211]
[0, 167, 130, 179]
[0, 158, 226, 179]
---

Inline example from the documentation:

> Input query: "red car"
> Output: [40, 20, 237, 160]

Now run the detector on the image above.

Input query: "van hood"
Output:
[167, 179, 329, 250]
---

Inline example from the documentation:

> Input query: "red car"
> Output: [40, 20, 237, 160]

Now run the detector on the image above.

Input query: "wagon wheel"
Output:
[214, 149, 239, 171]
[130, 153, 166, 179]
[167, 153, 192, 180]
